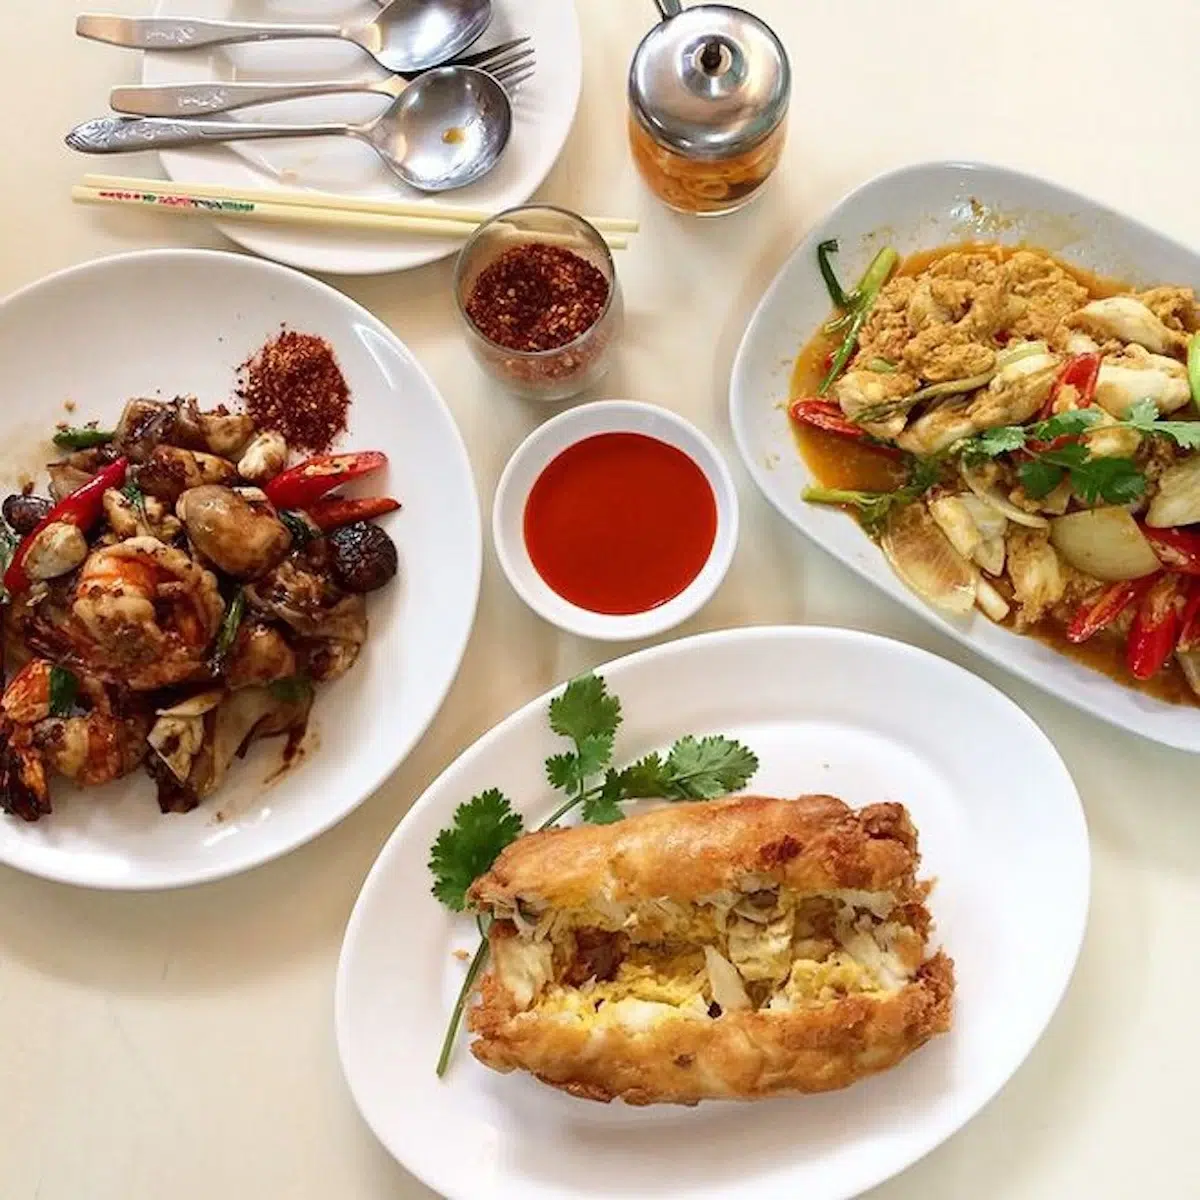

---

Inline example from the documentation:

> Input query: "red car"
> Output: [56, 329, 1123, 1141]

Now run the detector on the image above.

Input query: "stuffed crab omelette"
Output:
[466, 794, 953, 1106]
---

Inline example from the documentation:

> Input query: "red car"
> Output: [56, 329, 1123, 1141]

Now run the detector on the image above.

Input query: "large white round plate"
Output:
[731, 160, 1200, 752]
[142, 0, 582, 275]
[336, 625, 1089, 1200]
[0, 249, 481, 888]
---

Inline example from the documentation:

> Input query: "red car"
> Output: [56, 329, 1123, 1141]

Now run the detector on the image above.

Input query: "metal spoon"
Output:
[65, 66, 512, 194]
[76, 0, 493, 76]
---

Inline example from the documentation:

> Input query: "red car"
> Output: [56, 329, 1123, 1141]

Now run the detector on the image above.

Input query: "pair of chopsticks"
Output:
[72, 174, 638, 248]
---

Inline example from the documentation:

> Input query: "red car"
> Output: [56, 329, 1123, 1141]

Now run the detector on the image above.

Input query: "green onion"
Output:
[867, 357, 897, 373]
[211, 588, 245, 674]
[52, 426, 114, 450]
[48, 665, 79, 717]
[279, 509, 316, 545]
[268, 675, 313, 705]
[817, 239, 853, 311]
[995, 340, 1048, 369]
[1189, 333, 1200, 413]
[818, 247, 900, 397]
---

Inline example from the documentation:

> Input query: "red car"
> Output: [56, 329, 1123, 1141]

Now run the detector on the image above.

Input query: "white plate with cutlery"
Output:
[138, 0, 581, 275]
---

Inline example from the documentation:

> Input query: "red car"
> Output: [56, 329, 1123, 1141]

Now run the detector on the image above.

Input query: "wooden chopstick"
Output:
[71, 184, 631, 249]
[80, 173, 639, 234]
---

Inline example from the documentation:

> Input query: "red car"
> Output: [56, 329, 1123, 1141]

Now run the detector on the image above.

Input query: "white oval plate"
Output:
[0, 249, 481, 888]
[336, 625, 1088, 1200]
[142, 0, 582, 276]
[730, 160, 1200, 753]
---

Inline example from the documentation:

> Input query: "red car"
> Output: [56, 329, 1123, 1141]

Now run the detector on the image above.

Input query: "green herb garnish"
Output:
[52, 425, 114, 451]
[268, 675, 313, 705]
[429, 672, 760, 1077]
[279, 510, 316, 545]
[817, 244, 900, 396]
[48, 665, 78, 717]
[210, 588, 245, 674]
[804, 455, 941, 536]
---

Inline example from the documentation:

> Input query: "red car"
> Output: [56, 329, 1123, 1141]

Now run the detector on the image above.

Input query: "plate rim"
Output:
[0, 246, 483, 889]
[334, 622, 1090, 1200]
[729, 157, 1200, 754]
[145, 0, 584, 277]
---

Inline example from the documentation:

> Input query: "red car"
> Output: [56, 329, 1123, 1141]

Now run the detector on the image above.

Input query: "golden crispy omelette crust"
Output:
[471, 951, 953, 1105]
[466, 795, 954, 1106]
[468, 793, 921, 912]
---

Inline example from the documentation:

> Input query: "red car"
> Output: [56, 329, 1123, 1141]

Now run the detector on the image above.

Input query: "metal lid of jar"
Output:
[628, 4, 790, 159]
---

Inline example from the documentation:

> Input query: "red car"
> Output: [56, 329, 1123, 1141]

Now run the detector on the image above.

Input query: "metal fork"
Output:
[110, 36, 533, 117]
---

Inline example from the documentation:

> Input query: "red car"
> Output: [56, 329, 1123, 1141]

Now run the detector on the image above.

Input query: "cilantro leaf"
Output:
[548, 674, 621, 744]
[618, 751, 673, 798]
[1125, 398, 1161, 429]
[662, 736, 760, 800]
[960, 425, 1028, 461]
[1018, 459, 1065, 499]
[1072, 456, 1145, 505]
[48, 665, 78, 717]
[581, 771, 626, 825]
[544, 753, 578, 793]
[428, 789, 523, 911]
[1033, 409, 1105, 440]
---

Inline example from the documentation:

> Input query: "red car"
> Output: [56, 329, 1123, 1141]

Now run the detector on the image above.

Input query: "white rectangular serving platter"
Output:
[730, 160, 1200, 753]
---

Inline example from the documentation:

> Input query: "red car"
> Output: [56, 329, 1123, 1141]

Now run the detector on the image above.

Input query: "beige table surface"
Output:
[4, 2, 1200, 1197]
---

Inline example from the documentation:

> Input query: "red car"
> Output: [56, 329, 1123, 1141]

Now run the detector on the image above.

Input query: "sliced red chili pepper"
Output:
[304, 495, 401, 532]
[788, 399, 903, 457]
[1066, 576, 1156, 644]
[1037, 352, 1101, 420]
[263, 451, 388, 510]
[1141, 525, 1200, 577]
[1178, 578, 1200, 652]
[1127, 572, 1186, 680]
[3, 457, 127, 594]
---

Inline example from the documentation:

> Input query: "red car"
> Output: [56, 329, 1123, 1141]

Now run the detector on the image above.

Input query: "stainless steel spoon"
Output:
[109, 38, 532, 117]
[76, 0, 493, 76]
[65, 66, 512, 194]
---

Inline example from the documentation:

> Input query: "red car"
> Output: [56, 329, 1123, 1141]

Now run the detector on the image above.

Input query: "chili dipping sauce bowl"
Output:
[454, 205, 623, 401]
[492, 400, 738, 640]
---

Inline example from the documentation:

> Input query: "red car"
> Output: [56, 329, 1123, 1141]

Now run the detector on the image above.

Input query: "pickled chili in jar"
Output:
[628, 4, 790, 216]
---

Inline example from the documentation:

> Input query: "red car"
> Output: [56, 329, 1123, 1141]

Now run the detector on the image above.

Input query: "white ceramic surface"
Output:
[142, 0, 582, 275]
[730, 160, 1200, 754]
[492, 400, 738, 640]
[0, 249, 481, 888]
[336, 625, 1089, 1200]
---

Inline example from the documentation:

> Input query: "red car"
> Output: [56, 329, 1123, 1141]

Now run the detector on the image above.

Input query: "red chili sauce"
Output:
[522, 431, 718, 616]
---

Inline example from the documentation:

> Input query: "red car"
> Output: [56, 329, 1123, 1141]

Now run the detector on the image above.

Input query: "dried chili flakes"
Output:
[236, 329, 350, 454]
[465, 244, 610, 353]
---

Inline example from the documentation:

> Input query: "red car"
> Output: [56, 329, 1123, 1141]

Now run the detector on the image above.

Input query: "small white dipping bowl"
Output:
[492, 400, 739, 641]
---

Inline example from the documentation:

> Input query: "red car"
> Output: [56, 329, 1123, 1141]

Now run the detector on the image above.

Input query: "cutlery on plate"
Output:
[77, 0, 492, 76]
[66, 66, 514, 194]
[110, 38, 533, 117]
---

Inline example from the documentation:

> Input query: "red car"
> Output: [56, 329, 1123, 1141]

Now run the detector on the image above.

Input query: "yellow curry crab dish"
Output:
[790, 241, 1200, 702]
[466, 794, 953, 1106]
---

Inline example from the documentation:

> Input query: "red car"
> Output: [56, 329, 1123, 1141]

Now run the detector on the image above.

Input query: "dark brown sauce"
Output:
[789, 241, 1198, 707]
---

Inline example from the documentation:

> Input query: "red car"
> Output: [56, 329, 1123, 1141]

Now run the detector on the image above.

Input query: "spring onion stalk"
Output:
[1189, 333, 1200, 413]
[817, 239, 853, 310]
[867, 357, 897, 373]
[52, 426, 114, 450]
[818, 247, 900, 396]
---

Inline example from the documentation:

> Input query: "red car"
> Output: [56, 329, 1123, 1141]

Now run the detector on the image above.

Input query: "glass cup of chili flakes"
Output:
[454, 205, 623, 401]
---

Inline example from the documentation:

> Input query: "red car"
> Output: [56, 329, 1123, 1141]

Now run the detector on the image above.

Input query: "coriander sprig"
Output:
[428, 671, 759, 1077]
[952, 399, 1200, 507]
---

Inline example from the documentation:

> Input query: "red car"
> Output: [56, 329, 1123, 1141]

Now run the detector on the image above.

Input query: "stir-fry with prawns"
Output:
[0, 396, 399, 822]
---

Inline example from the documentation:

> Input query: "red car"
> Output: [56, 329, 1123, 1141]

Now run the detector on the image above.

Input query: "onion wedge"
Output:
[882, 502, 977, 615]
[960, 462, 1049, 529]
[1050, 508, 1161, 581]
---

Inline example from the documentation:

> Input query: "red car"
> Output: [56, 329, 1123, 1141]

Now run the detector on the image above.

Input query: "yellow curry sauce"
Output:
[789, 242, 1197, 706]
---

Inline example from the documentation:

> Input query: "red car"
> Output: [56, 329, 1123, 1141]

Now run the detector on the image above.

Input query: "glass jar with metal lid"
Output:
[628, 2, 790, 216]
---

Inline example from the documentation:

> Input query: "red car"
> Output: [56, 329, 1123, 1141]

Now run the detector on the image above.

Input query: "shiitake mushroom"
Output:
[326, 521, 398, 593]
